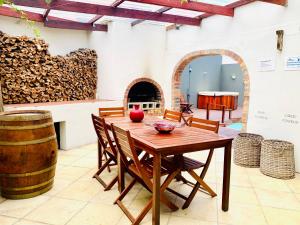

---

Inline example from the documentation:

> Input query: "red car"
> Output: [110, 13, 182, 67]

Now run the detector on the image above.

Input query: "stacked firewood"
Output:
[0, 31, 97, 104]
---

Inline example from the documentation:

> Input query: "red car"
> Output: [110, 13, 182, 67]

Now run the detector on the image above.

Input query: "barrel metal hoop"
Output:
[0, 122, 54, 130]
[0, 110, 52, 121]
[0, 134, 56, 146]
[0, 163, 56, 177]
[1, 183, 53, 199]
[1, 177, 54, 191]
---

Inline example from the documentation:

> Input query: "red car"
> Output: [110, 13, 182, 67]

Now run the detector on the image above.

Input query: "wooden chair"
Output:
[99, 107, 125, 117]
[180, 95, 193, 114]
[91, 114, 118, 191]
[111, 124, 180, 225]
[163, 109, 182, 122]
[168, 117, 219, 209]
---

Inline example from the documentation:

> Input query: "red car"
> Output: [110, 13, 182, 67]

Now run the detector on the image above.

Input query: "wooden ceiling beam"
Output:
[259, 0, 287, 6]
[126, 0, 234, 17]
[0, 6, 108, 32]
[45, 19, 108, 31]
[88, 0, 125, 24]
[131, 6, 170, 26]
[0, 6, 44, 22]
[11, 0, 201, 26]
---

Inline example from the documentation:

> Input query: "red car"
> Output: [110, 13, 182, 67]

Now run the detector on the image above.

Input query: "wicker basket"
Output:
[233, 133, 264, 168]
[260, 140, 295, 179]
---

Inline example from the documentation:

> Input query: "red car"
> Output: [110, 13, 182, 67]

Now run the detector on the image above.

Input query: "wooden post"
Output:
[206, 103, 210, 120]
[221, 105, 225, 124]
[0, 83, 4, 112]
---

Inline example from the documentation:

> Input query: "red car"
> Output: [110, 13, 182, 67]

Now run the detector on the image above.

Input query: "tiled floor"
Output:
[0, 143, 300, 225]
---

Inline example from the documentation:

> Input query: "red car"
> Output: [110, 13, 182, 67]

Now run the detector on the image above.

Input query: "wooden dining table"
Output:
[104, 116, 233, 225]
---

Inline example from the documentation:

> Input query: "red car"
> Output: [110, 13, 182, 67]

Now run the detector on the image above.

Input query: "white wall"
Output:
[0, 16, 89, 55]
[161, 0, 300, 171]
[88, 22, 167, 101]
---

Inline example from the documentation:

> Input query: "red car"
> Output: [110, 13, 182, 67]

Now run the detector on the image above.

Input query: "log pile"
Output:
[0, 31, 97, 104]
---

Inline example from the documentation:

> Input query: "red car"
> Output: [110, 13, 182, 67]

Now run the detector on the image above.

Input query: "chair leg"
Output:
[114, 178, 136, 203]
[104, 151, 111, 173]
[133, 199, 152, 225]
[93, 158, 113, 188]
[200, 149, 214, 179]
[188, 170, 217, 197]
[104, 174, 118, 191]
[159, 169, 180, 211]
[182, 149, 216, 209]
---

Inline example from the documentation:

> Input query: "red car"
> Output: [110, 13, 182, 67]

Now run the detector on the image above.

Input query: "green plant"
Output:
[0, 0, 52, 37]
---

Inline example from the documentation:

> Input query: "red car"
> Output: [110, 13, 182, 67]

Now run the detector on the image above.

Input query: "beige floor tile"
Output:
[173, 196, 218, 222]
[55, 166, 91, 181]
[263, 206, 300, 225]
[79, 144, 98, 151]
[57, 154, 82, 166]
[0, 216, 18, 225]
[14, 220, 49, 225]
[116, 210, 170, 225]
[70, 156, 98, 168]
[217, 163, 246, 177]
[56, 179, 100, 201]
[66, 202, 123, 225]
[218, 203, 267, 225]
[60, 148, 91, 157]
[249, 175, 291, 192]
[168, 215, 218, 225]
[245, 168, 265, 177]
[84, 150, 98, 159]
[0, 196, 49, 218]
[255, 188, 300, 211]
[224, 186, 259, 205]
[217, 174, 252, 188]
[285, 174, 300, 193]
[44, 177, 74, 196]
[91, 187, 138, 206]
[25, 197, 86, 225]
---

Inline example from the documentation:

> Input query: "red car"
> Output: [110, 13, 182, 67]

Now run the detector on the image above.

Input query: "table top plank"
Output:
[105, 116, 233, 156]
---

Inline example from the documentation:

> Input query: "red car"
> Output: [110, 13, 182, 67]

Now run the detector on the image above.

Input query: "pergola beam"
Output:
[259, 0, 287, 6]
[0, 6, 108, 32]
[45, 19, 108, 31]
[131, 7, 170, 27]
[88, 0, 125, 24]
[126, 0, 234, 17]
[0, 6, 44, 22]
[11, 0, 201, 26]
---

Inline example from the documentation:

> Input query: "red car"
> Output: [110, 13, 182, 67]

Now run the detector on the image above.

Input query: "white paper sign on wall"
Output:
[285, 56, 300, 71]
[257, 58, 275, 72]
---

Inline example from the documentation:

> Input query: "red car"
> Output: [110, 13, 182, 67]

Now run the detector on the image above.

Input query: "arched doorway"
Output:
[171, 49, 250, 131]
[124, 77, 165, 112]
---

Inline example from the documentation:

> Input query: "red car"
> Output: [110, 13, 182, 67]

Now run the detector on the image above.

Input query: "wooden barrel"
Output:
[0, 110, 57, 199]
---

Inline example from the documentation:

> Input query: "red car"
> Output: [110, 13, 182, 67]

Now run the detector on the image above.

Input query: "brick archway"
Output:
[171, 49, 250, 131]
[124, 77, 165, 110]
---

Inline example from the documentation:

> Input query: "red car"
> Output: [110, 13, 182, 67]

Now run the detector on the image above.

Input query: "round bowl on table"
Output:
[153, 121, 176, 134]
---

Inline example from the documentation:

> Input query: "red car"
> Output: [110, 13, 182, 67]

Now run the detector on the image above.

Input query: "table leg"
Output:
[222, 141, 232, 211]
[152, 153, 161, 225]
[118, 152, 125, 193]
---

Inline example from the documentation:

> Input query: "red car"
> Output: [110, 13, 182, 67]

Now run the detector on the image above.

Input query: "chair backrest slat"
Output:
[91, 114, 117, 156]
[111, 124, 152, 185]
[163, 109, 182, 122]
[188, 117, 219, 133]
[111, 125, 135, 160]
[99, 107, 125, 117]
